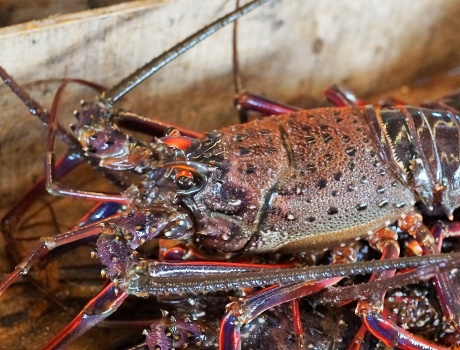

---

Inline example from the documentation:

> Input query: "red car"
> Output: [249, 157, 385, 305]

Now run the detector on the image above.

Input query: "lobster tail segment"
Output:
[368, 106, 460, 219]
[409, 107, 460, 219]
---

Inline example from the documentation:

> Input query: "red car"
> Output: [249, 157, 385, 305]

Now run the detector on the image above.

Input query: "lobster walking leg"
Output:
[44, 83, 128, 203]
[41, 201, 125, 349]
[359, 303, 448, 350]
[0, 153, 87, 306]
[324, 84, 364, 107]
[219, 246, 358, 349]
[77, 202, 124, 228]
[0, 214, 122, 295]
[1, 153, 84, 265]
[290, 299, 305, 349]
[233, 84, 360, 119]
[345, 218, 458, 349]
[43, 283, 128, 350]
[351, 228, 400, 349]
[219, 278, 344, 350]
[45, 152, 128, 202]
[234, 91, 300, 118]
[400, 214, 460, 329]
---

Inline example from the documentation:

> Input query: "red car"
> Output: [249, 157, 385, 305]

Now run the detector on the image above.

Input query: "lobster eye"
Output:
[175, 169, 198, 190]
[164, 127, 181, 137]
[177, 175, 195, 190]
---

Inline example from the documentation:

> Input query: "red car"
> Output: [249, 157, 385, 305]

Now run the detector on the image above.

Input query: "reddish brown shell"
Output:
[195, 107, 415, 253]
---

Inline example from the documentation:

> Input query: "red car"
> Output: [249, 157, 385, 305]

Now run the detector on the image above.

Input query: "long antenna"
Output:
[232, 0, 244, 95]
[104, 0, 270, 107]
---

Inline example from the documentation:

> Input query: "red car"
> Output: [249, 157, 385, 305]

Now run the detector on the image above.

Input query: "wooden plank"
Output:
[0, 0, 460, 348]
[0, 0, 137, 27]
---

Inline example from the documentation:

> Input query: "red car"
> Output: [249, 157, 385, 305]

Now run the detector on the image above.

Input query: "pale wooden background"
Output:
[1, 0, 460, 349]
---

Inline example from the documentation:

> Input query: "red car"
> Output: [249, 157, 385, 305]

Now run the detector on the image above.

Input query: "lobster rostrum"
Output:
[1, 0, 460, 349]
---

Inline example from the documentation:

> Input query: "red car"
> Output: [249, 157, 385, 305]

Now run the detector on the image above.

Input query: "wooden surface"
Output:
[0, 0, 137, 27]
[1, 0, 460, 349]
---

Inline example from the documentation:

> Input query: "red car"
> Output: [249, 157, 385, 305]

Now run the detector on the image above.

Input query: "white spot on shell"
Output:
[287, 214, 295, 220]
[229, 199, 242, 206]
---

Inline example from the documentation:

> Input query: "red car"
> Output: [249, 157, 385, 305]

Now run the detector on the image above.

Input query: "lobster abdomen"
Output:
[369, 105, 460, 219]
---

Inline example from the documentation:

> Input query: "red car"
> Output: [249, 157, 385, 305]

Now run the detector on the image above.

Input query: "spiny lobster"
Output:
[1, 1, 460, 349]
